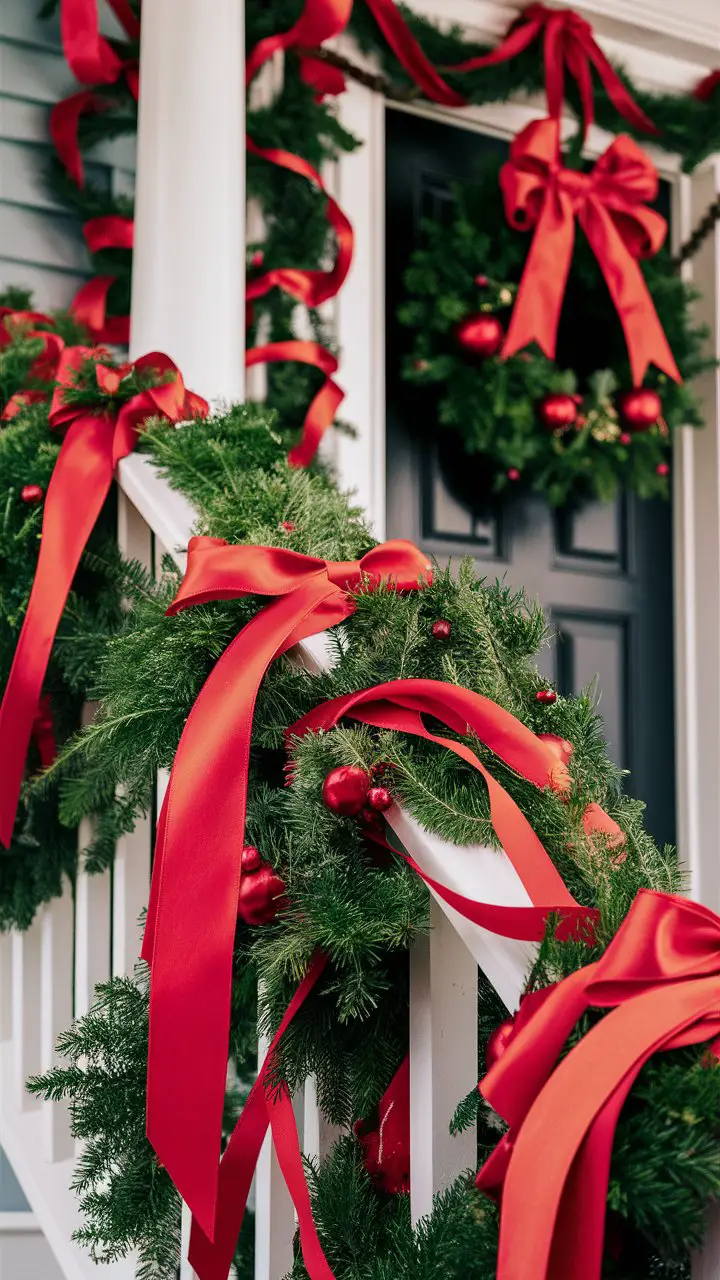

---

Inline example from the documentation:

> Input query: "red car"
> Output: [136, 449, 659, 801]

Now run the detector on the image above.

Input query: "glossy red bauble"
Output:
[322, 764, 371, 816]
[617, 388, 662, 432]
[507, 467, 520, 482]
[536, 689, 557, 705]
[656, 461, 670, 477]
[21, 484, 44, 504]
[367, 785, 392, 812]
[456, 313, 504, 359]
[537, 392, 579, 433]
[431, 618, 452, 640]
[238, 849, 287, 926]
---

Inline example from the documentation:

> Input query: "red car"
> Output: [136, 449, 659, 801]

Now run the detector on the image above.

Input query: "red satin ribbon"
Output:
[83, 214, 135, 252]
[694, 70, 720, 102]
[246, 141, 353, 310]
[140, 535, 431, 1239]
[290, 679, 597, 942]
[299, 54, 347, 100]
[445, 3, 656, 136]
[477, 889, 720, 1280]
[246, 341, 343, 467]
[2, 390, 49, 422]
[61, 0, 123, 84]
[70, 278, 130, 345]
[362, 0, 465, 106]
[0, 312, 65, 386]
[500, 117, 680, 386]
[0, 348, 206, 848]
[188, 952, 334, 1280]
[32, 695, 58, 771]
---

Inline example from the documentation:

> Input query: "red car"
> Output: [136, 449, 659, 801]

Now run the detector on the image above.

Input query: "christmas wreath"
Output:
[399, 141, 711, 505]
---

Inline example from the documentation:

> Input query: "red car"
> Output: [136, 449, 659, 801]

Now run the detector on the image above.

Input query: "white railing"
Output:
[2, 449, 718, 1279]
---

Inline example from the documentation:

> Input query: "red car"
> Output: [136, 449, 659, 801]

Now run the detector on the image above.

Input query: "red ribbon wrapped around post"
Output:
[500, 117, 681, 387]
[182, 671, 599, 1277]
[445, 3, 656, 136]
[140, 536, 432, 1239]
[0, 347, 207, 847]
[476, 889, 720, 1280]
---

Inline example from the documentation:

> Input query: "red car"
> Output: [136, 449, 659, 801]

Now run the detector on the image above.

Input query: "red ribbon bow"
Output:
[477, 889, 720, 1280]
[446, 3, 656, 137]
[501, 118, 681, 387]
[140, 536, 431, 1239]
[0, 348, 207, 847]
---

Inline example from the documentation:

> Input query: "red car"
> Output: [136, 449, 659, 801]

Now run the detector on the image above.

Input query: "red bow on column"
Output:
[446, 3, 656, 137]
[477, 890, 720, 1280]
[0, 348, 207, 847]
[500, 118, 681, 387]
[140, 536, 431, 1240]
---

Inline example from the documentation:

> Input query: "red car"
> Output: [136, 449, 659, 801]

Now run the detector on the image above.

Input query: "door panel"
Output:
[385, 107, 676, 848]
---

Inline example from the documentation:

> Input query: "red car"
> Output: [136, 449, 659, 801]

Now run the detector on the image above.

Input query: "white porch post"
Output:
[129, 0, 246, 401]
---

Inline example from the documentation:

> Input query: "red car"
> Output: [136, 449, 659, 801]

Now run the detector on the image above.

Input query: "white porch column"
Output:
[130, 0, 246, 401]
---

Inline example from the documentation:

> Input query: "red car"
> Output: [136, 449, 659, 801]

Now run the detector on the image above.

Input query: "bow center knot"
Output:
[556, 165, 591, 209]
[325, 559, 365, 592]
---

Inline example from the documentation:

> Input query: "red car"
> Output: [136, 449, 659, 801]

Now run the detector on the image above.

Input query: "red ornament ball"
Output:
[367, 785, 392, 812]
[21, 484, 44, 504]
[456, 313, 504, 359]
[537, 392, 579, 433]
[431, 618, 452, 640]
[507, 467, 521, 482]
[536, 689, 557, 705]
[620, 432, 632, 446]
[656, 461, 670, 477]
[280, 520, 296, 532]
[618, 388, 662, 432]
[322, 764, 371, 816]
[251, 249, 265, 268]
[238, 847, 286, 926]
[474, 274, 489, 288]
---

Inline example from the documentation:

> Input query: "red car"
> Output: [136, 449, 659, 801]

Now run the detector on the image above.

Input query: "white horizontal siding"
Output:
[0, 0, 136, 312]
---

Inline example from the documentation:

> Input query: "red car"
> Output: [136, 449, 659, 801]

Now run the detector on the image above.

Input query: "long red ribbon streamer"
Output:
[477, 890, 720, 1280]
[0, 349, 206, 847]
[140, 536, 431, 1239]
[500, 117, 680, 386]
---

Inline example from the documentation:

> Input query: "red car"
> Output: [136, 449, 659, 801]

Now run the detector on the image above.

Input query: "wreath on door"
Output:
[398, 127, 712, 507]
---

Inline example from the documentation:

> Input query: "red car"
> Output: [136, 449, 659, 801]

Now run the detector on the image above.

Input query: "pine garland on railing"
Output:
[28, 391, 720, 1279]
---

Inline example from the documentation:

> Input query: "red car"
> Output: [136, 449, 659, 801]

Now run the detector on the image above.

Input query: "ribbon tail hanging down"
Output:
[245, 341, 344, 467]
[0, 415, 115, 846]
[142, 577, 352, 1240]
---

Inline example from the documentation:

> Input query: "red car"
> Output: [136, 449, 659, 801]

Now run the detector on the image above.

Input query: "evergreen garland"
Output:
[28, 391, 720, 1278]
[397, 156, 712, 504]
[0, 293, 124, 928]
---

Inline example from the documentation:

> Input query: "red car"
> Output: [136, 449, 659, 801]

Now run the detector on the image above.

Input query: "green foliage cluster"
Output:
[28, 395, 720, 1277]
[0, 293, 124, 928]
[398, 159, 712, 504]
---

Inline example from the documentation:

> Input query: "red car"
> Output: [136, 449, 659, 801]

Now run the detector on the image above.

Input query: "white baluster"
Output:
[303, 1076, 343, 1167]
[40, 891, 74, 1160]
[0, 933, 13, 1041]
[73, 831, 111, 1021]
[409, 898, 478, 1226]
[11, 918, 42, 1112]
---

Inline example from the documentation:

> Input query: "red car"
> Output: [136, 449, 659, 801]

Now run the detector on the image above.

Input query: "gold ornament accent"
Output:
[587, 403, 621, 443]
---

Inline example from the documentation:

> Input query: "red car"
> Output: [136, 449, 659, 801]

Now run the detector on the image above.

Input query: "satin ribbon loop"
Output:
[141, 537, 430, 1242]
[288, 678, 599, 943]
[0, 348, 206, 849]
[477, 889, 720, 1280]
[501, 117, 681, 386]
